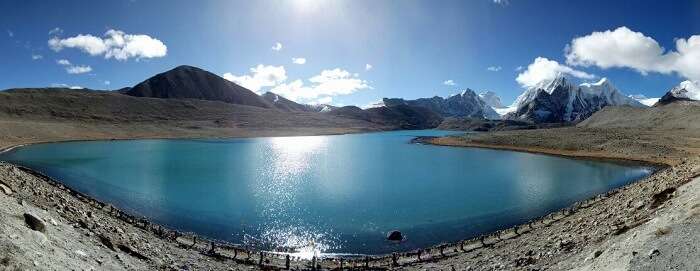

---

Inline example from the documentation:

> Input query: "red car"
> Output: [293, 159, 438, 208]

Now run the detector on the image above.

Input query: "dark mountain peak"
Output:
[124, 65, 273, 108]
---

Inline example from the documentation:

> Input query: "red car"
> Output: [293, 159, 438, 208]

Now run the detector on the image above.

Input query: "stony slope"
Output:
[578, 101, 700, 130]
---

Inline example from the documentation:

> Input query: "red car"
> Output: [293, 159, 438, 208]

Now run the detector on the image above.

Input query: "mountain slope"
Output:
[656, 80, 700, 106]
[578, 100, 700, 130]
[478, 91, 505, 109]
[124, 65, 273, 108]
[261, 92, 335, 112]
[328, 104, 443, 129]
[383, 89, 500, 119]
[507, 75, 644, 123]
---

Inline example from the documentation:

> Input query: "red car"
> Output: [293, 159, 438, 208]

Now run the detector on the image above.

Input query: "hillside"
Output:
[124, 65, 274, 108]
[578, 101, 700, 130]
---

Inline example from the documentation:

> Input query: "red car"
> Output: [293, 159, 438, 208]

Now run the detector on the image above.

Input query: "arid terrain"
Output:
[1, 93, 699, 270]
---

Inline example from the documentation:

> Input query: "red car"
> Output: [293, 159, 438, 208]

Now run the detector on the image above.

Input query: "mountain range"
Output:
[504, 75, 645, 123]
[8, 65, 695, 129]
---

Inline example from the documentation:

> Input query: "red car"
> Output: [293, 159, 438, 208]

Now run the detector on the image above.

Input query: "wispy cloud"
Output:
[487, 66, 502, 72]
[66, 65, 92, 74]
[31, 54, 43, 60]
[271, 42, 283, 51]
[49, 29, 167, 61]
[292, 57, 306, 64]
[365, 64, 373, 71]
[48, 27, 63, 36]
[51, 83, 83, 89]
[7, 30, 13, 38]
[443, 79, 456, 86]
[493, 0, 510, 6]
[56, 58, 92, 74]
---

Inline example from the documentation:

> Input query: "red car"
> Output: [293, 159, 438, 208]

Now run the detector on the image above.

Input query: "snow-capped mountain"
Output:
[383, 89, 500, 119]
[657, 80, 700, 105]
[506, 74, 644, 123]
[628, 94, 659, 107]
[478, 91, 504, 109]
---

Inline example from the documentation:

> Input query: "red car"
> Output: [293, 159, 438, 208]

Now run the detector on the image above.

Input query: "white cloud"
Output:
[48, 27, 63, 35]
[48, 29, 167, 61]
[487, 66, 502, 72]
[56, 59, 71, 65]
[270, 68, 371, 103]
[271, 42, 283, 51]
[51, 83, 83, 89]
[515, 66, 524, 71]
[493, 0, 510, 6]
[225, 64, 370, 103]
[7, 30, 13, 37]
[104, 80, 111, 85]
[66, 65, 92, 74]
[222, 64, 287, 93]
[443, 79, 456, 86]
[565, 26, 700, 81]
[365, 64, 373, 71]
[314, 96, 333, 105]
[292, 57, 306, 64]
[31, 54, 43, 60]
[516, 57, 595, 87]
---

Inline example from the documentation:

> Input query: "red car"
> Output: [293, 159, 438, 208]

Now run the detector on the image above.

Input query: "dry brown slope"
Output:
[578, 101, 700, 130]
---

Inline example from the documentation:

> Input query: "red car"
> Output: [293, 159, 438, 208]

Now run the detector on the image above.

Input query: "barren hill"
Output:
[577, 101, 700, 130]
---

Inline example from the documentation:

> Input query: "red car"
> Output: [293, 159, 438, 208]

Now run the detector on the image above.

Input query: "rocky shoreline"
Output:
[2, 127, 700, 270]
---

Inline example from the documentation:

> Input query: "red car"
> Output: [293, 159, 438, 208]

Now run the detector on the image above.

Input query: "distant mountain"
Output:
[478, 91, 504, 109]
[328, 104, 443, 130]
[628, 94, 659, 107]
[506, 75, 644, 123]
[656, 80, 700, 106]
[124, 65, 273, 108]
[382, 89, 500, 119]
[261, 92, 334, 112]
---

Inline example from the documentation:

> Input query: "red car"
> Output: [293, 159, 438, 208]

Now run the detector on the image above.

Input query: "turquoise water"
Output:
[0, 130, 652, 256]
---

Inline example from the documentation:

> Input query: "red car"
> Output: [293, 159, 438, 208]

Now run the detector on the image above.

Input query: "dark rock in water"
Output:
[24, 212, 47, 233]
[386, 230, 403, 241]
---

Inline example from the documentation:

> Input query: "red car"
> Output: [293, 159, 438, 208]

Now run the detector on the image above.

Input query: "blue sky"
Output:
[1, 0, 699, 106]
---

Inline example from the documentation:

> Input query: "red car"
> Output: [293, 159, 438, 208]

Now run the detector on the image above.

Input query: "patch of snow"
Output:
[629, 94, 660, 107]
[670, 80, 700, 100]
[495, 106, 516, 116]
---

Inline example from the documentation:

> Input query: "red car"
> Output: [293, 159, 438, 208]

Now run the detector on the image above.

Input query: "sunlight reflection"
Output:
[246, 136, 332, 256]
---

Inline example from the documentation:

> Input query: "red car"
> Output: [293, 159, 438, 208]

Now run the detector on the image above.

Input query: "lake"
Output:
[0, 130, 652, 256]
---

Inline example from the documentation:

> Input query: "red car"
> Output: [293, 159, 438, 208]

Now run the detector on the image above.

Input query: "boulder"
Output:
[386, 230, 403, 241]
[23, 212, 47, 233]
[0, 182, 12, 195]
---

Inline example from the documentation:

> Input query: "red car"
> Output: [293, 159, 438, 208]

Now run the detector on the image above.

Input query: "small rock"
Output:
[386, 230, 403, 241]
[24, 212, 47, 233]
[648, 248, 660, 259]
[0, 183, 12, 195]
[75, 250, 88, 257]
[593, 250, 603, 258]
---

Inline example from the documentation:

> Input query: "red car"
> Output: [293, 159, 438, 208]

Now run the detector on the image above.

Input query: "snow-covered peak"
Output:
[669, 80, 700, 100]
[628, 94, 659, 107]
[511, 73, 574, 108]
[478, 91, 504, 109]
